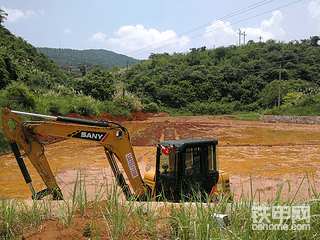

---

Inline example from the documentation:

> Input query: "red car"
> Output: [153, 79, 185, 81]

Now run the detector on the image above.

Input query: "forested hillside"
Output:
[119, 38, 320, 115]
[0, 11, 137, 152]
[0, 25, 71, 93]
[37, 48, 140, 68]
[1, 6, 320, 152]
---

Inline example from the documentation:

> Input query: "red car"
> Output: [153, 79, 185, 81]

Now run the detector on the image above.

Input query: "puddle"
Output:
[1, 116, 320, 202]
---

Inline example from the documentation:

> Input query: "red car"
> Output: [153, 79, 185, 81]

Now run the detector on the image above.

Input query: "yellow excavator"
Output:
[2, 108, 230, 202]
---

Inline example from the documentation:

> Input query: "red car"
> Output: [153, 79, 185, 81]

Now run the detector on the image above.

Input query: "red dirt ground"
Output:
[1, 113, 320, 239]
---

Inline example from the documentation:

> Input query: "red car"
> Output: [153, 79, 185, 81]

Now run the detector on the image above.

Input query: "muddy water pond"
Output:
[1, 116, 320, 203]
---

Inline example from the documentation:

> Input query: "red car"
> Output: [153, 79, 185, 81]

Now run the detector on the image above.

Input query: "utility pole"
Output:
[242, 31, 247, 46]
[238, 29, 242, 46]
[126, 60, 129, 71]
[278, 63, 282, 109]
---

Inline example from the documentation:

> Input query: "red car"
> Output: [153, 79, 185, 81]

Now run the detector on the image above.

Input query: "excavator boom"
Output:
[2, 108, 149, 200]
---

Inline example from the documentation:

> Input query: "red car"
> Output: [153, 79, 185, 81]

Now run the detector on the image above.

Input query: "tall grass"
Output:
[56, 166, 89, 227]
[0, 169, 319, 239]
[34, 88, 143, 118]
[100, 184, 135, 240]
[0, 196, 53, 239]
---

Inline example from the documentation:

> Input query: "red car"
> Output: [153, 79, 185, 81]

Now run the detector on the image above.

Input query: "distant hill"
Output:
[36, 48, 140, 68]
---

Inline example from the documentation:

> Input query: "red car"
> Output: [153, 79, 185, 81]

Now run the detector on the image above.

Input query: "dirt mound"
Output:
[63, 111, 127, 122]
[130, 111, 153, 121]
[59, 111, 154, 122]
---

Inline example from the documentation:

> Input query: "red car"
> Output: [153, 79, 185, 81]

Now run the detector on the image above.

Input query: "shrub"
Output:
[113, 91, 142, 112]
[143, 102, 158, 113]
[2, 82, 36, 109]
[186, 101, 233, 115]
[47, 101, 62, 115]
[262, 106, 282, 115]
[239, 102, 260, 112]
[75, 96, 98, 117]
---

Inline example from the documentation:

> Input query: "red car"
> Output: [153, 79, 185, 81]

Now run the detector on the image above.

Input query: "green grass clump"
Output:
[0, 196, 53, 239]
[232, 112, 262, 120]
[263, 104, 320, 116]
[0, 169, 319, 239]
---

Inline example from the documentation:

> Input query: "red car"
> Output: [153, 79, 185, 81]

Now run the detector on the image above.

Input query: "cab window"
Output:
[185, 147, 201, 175]
[208, 145, 218, 171]
[159, 152, 177, 175]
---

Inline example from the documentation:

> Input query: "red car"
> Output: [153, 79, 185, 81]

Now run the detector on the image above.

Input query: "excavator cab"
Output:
[153, 139, 230, 202]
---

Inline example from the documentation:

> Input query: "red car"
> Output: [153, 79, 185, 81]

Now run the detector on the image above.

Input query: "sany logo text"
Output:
[73, 131, 109, 142]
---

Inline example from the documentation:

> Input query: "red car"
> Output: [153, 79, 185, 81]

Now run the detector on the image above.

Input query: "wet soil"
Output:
[2, 113, 320, 239]
[1, 114, 320, 203]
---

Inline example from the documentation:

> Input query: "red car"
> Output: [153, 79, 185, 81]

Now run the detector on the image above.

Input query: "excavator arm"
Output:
[2, 108, 150, 200]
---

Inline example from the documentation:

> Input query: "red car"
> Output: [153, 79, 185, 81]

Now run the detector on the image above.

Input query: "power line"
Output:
[130, 0, 302, 58]
[127, 0, 274, 56]
[176, 0, 275, 38]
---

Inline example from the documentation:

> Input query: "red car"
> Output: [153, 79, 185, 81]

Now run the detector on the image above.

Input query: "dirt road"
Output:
[1, 115, 320, 203]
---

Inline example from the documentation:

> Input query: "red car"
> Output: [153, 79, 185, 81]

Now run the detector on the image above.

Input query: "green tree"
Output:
[258, 79, 314, 108]
[240, 75, 265, 104]
[79, 66, 116, 101]
[310, 36, 320, 46]
[0, 9, 8, 24]
[0, 51, 10, 88]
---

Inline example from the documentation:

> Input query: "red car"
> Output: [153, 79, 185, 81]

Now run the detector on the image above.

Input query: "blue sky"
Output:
[1, 0, 320, 59]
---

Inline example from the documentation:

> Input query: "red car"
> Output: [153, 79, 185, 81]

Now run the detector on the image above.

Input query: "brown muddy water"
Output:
[1, 116, 320, 203]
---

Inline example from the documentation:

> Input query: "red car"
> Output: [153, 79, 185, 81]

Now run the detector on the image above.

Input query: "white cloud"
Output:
[89, 25, 190, 58]
[260, 11, 284, 38]
[63, 29, 71, 34]
[204, 11, 285, 46]
[89, 31, 107, 43]
[108, 25, 190, 51]
[308, 0, 320, 32]
[2, 7, 36, 23]
[204, 20, 236, 47]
